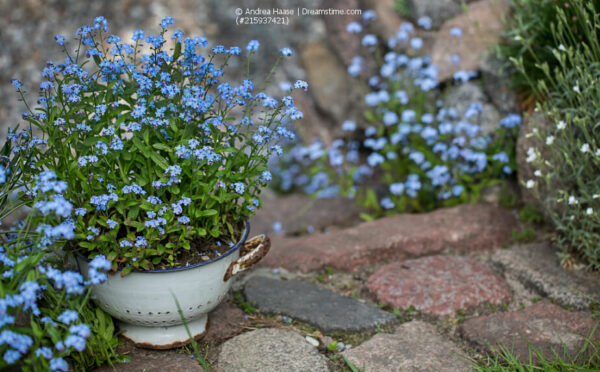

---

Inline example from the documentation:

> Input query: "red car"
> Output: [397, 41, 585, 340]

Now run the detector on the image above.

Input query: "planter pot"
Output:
[76, 222, 270, 349]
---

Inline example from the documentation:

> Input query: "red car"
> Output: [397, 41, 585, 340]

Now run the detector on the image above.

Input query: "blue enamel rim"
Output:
[76, 220, 250, 274]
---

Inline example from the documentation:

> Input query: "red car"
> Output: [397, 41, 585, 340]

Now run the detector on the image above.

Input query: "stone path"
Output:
[96, 199, 600, 372]
[244, 276, 396, 332]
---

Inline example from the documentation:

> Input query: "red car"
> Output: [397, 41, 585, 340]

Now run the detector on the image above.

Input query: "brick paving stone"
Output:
[93, 343, 203, 372]
[261, 203, 517, 272]
[244, 276, 396, 332]
[216, 328, 329, 372]
[491, 242, 600, 310]
[342, 320, 474, 372]
[460, 301, 600, 363]
[367, 255, 512, 317]
[203, 301, 250, 346]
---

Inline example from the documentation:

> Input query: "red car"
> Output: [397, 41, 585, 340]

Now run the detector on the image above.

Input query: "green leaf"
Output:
[195, 209, 217, 217]
[79, 242, 96, 249]
[150, 152, 169, 170]
[128, 206, 140, 219]
[169, 184, 180, 195]
[173, 41, 182, 61]
[107, 252, 118, 261]
[30, 319, 44, 339]
[115, 202, 125, 215]
[115, 113, 130, 126]
[131, 137, 149, 155]
[170, 118, 180, 134]
[143, 129, 150, 145]
[84, 136, 99, 147]
[152, 143, 171, 152]
[360, 213, 375, 222]
[364, 111, 378, 123]
[100, 235, 113, 243]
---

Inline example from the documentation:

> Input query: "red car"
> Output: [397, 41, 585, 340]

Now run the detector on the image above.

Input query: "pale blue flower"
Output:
[417, 16, 432, 30]
[390, 183, 405, 196]
[383, 112, 398, 126]
[450, 27, 463, 37]
[346, 22, 362, 33]
[380, 197, 395, 209]
[342, 120, 357, 131]
[367, 153, 385, 167]
[361, 34, 377, 46]
[410, 37, 423, 50]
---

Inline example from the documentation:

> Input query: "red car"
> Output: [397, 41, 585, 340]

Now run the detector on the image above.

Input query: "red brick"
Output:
[261, 203, 516, 272]
[367, 255, 511, 316]
[460, 301, 600, 363]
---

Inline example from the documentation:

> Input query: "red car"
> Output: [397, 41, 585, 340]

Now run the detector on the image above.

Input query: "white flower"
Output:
[581, 143, 590, 153]
[593, 194, 599, 199]
[558, 44, 566, 51]
[586, 207, 593, 215]
[545, 136, 555, 145]
[534, 170, 542, 177]
[526, 147, 537, 163]
[514, 35, 522, 41]
[526, 179, 535, 189]
[568, 196, 579, 205]
[573, 85, 580, 93]
[557, 121, 567, 130]
[596, 149, 600, 157]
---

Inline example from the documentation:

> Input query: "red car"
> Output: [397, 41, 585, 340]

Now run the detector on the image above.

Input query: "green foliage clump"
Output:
[519, 204, 542, 224]
[516, 1, 600, 269]
[512, 228, 537, 243]
[498, 0, 600, 102]
[14, 17, 300, 273]
[0, 136, 124, 371]
[393, 0, 412, 18]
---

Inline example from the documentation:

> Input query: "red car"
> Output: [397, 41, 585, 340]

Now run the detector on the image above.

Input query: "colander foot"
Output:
[119, 313, 208, 349]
